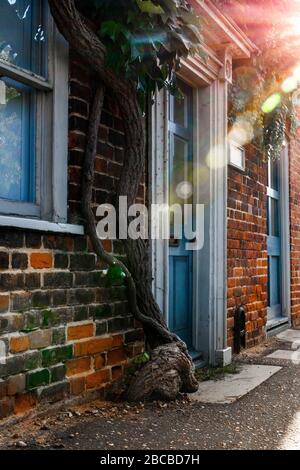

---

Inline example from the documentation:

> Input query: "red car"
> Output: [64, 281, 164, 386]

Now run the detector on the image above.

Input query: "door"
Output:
[267, 157, 282, 320]
[168, 82, 194, 349]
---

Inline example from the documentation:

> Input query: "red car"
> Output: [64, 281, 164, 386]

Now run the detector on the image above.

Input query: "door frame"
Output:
[150, 75, 231, 366]
[149, 1, 257, 364]
[267, 143, 291, 331]
[168, 82, 194, 349]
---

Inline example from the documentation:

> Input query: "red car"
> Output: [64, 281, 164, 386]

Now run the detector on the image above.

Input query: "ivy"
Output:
[76, 0, 203, 108]
[222, 0, 300, 160]
[76, 0, 300, 157]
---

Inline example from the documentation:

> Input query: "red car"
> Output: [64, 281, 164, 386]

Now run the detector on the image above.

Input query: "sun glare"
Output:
[281, 77, 298, 93]
[261, 93, 282, 114]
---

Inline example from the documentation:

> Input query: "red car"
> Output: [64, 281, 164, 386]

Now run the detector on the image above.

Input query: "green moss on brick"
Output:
[21, 327, 39, 333]
[27, 369, 50, 390]
[41, 309, 59, 328]
[24, 351, 42, 371]
[52, 327, 66, 345]
[23, 311, 41, 331]
[42, 345, 73, 367]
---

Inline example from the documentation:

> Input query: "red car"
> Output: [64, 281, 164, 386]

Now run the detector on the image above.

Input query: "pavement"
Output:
[0, 329, 300, 450]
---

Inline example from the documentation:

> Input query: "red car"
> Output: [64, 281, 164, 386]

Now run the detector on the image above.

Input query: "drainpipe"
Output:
[234, 305, 246, 354]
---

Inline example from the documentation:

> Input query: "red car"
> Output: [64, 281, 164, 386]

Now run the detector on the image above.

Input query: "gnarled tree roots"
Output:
[126, 342, 199, 402]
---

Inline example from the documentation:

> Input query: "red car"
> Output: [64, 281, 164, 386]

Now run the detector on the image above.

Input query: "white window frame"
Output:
[0, 1, 83, 235]
[228, 140, 245, 171]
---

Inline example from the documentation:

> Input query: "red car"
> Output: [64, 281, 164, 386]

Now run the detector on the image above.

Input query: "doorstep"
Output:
[266, 317, 289, 336]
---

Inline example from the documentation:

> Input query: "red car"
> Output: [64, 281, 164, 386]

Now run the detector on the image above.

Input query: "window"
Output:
[228, 140, 245, 171]
[0, 0, 69, 223]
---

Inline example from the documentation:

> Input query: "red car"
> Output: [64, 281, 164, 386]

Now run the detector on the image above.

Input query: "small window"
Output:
[228, 140, 245, 171]
[0, 0, 69, 222]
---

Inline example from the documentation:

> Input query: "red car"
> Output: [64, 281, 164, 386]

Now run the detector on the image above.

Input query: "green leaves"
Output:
[87, 0, 203, 109]
[100, 20, 129, 42]
[135, 0, 164, 14]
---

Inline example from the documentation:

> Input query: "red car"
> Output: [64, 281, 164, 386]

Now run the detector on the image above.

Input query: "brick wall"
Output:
[0, 52, 145, 421]
[289, 134, 300, 328]
[227, 145, 268, 349]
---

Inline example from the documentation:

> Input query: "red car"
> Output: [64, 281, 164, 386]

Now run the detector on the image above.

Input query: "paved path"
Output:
[0, 331, 300, 450]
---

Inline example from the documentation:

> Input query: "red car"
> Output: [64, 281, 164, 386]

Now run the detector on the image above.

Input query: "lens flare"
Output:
[206, 145, 227, 169]
[281, 77, 297, 93]
[228, 117, 254, 147]
[176, 181, 193, 200]
[261, 93, 282, 113]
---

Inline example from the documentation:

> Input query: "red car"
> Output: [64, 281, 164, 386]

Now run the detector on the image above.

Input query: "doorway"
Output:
[168, 81, 194, 349]
[267, 145, 291, 330]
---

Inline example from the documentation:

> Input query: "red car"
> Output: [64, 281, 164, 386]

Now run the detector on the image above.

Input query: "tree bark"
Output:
[49, 0, 199, 400]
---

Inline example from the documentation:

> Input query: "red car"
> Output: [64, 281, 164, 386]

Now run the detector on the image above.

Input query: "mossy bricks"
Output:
[0, 351, 42, 379]
[27, 369, 50, 390]
[42, 345, 73, 367]
[50, 364, 66, 383]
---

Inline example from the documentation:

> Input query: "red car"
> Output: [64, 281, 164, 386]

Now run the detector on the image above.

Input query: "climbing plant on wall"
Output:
[48, 0, 300, 401]
[215, 0, 300, 160]
[48, 0, 203, 402]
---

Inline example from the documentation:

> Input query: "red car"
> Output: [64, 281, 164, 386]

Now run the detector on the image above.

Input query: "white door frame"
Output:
[149, 1, 257, 366]
[267, 143, 291, 332]
[150, 74, 231, 366]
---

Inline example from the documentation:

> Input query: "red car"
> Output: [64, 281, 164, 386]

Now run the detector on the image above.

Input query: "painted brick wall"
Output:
[0, 52, 145, 420]
[227, 144, 268, 349]
[289, 134, 300, 328]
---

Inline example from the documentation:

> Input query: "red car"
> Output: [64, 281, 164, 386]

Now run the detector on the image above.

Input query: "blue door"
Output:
[267, 158, 282, 320]
[168, 82, 194, 349]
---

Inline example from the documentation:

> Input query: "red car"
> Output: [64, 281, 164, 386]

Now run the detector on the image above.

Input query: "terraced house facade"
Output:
[0, 0, 300, 420]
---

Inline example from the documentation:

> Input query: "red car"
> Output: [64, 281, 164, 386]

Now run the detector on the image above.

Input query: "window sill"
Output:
[0, 215, 84, 236]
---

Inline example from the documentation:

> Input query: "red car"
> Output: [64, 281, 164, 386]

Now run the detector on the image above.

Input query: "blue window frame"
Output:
[0, 78, 35, 202]
[0, 0, 47, 205]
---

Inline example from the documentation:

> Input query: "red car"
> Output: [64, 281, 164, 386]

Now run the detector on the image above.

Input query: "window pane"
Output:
[0, 0, 47, 76]
[269, 158, 279, 191]
[271, 198, 280, 237]
[170, 135, 189, 205]
[173, 94, 187, 127]
[0, 77, 35, 202]
[268, 256, 281, 307]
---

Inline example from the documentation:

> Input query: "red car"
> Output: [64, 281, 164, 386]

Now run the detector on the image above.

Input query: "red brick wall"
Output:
[227, 145, 268, 349]
[0, 52, 145, 421]
[68, 53, 146, 225]
[289, 134, 300, 327]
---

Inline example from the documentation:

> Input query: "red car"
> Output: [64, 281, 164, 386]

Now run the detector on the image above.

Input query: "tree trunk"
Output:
[49, 0, 199, 401]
